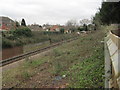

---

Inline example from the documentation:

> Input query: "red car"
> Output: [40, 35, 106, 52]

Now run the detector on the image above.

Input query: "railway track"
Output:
[0, 37, 78, 67]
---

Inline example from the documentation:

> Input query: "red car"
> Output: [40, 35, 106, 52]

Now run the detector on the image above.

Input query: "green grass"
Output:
[49, 30, 105, 88]
[23, 56, 48, 68]
[67, 45, 104, 88]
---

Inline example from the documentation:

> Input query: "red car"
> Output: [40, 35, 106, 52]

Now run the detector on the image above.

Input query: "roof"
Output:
[50, 25, 59, 31]
[0, 16, 14, 23]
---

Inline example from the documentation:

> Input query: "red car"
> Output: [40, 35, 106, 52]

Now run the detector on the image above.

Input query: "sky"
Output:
[0, 0, 102, 25]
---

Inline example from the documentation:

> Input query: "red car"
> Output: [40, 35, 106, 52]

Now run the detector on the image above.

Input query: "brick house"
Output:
[50, 25, 60, 31]
[0, 16, 15, 31]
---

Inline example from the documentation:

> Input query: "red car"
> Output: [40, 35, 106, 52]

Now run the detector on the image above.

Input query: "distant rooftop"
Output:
[0, 16, 14, 22]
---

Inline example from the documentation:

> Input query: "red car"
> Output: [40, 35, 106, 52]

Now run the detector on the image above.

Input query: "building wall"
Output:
[0, 16, 15, 31]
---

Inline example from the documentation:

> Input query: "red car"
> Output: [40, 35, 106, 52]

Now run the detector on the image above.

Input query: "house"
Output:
[0, 16, 15, 31]
[42, 24, 51, 31]
[64, 30, 71, 34]
[50, 25, 60, 31]
[62, 26, 71, 34]
[28, 24, 43, 31]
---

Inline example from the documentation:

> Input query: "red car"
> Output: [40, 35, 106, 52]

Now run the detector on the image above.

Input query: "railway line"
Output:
[0, 37, 78, 67]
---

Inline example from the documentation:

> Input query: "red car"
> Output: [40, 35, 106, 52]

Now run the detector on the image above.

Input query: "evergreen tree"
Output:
[93, 2, 120, 29]
[21, 19, 26, 26]
[99, 2, 120, 25]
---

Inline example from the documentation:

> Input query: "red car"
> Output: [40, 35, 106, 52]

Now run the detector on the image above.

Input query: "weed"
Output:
[22, 71, 31, 79]
[53, 49, 62, 57]
[53, 60, 63, 75]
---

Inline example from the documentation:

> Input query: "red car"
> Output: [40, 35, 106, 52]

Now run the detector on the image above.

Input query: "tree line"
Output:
[93, 2, 120, 29]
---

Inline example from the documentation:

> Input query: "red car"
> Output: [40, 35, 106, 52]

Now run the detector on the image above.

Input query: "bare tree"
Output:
[79, 19, 91, 26]
[65, 19, 78, 32]
[65, 19, 78, 27]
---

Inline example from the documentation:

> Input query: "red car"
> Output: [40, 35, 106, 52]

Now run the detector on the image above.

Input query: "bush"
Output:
[43, 31, 61, 35]
[14, 27, 32, 37]
[2, 27, 33, 48]
[78, 27, 84, 31]
[78, 25, 88, 31]
[60, 28, 65, 33]
[70, 27, 77, 32]
[83, 24, 88, 31]
[78, 27, 85, 31]
[2, 38, 14, 48]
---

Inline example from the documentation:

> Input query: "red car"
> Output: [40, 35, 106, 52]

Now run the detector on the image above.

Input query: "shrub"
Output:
[14, 27, 32, 37]
[2, 38, 14, 48]
[70, 27, 77, 32]
[78, 27, 85, 31]
[2, 27, 33, 48]
[78, 27, 84, 31]
[83, 24, 88, 31]
[60, 28, 65, 33]
[43, 31, 61, 35]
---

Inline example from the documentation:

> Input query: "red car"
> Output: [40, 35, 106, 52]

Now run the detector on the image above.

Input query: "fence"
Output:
[105, 30, 120, 88]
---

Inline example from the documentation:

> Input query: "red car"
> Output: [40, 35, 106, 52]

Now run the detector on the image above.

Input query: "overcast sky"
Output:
[0, 0, 102, 25]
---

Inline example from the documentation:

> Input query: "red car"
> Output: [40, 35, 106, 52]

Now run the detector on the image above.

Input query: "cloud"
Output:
[0, 0, 102, 25]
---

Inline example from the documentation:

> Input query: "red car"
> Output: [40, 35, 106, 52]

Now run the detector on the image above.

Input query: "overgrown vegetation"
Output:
[67, 45, 104, 88]
[2, 27, 32, 48]
[50, 30, 105, 88]
[3, 30, 105, 88]
[77, 24, 95, 31]
[2, 27, 78, 49]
